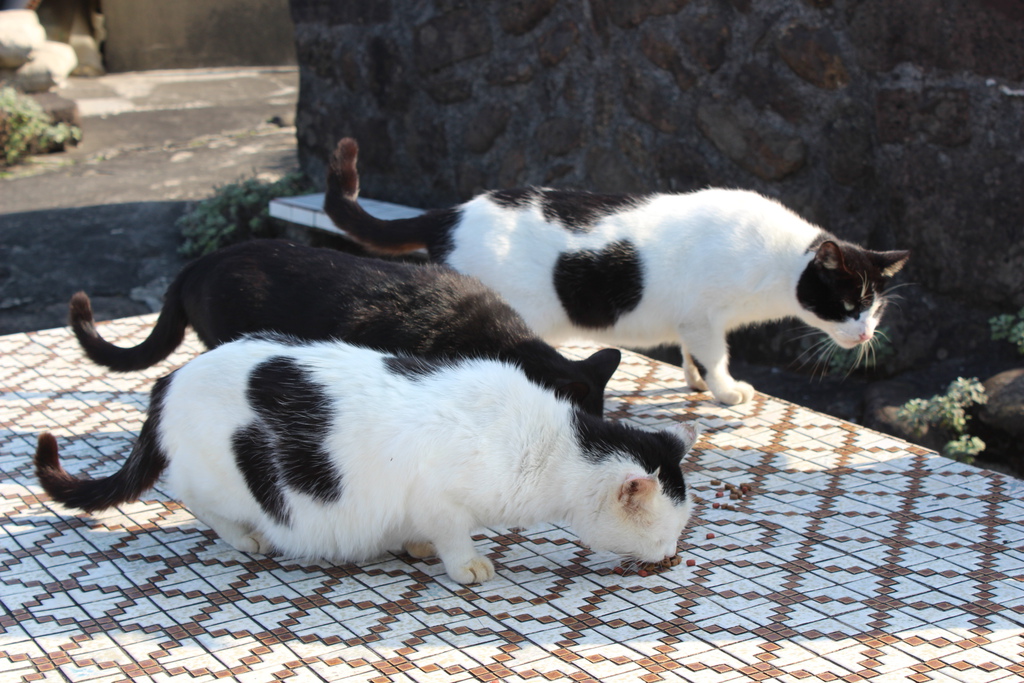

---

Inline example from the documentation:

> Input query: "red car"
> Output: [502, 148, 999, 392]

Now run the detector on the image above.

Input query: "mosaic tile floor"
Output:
[1, 317, 1022, 683]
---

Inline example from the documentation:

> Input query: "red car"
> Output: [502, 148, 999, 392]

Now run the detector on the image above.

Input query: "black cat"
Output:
[70, 240, 621, 415]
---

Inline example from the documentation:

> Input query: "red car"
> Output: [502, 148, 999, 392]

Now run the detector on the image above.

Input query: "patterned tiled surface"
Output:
[1, 317, 1022, 683]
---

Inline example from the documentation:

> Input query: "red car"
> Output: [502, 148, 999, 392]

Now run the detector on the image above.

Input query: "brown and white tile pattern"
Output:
[1, 316, 1022, 682]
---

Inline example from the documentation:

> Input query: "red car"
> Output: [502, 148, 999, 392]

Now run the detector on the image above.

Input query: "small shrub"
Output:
[943, 435, 986, 461]
[0, 86, 81, 166]
[990, 307, 1024, 355]
[177, 172, 314, 258]
[896, 377, 987, 464]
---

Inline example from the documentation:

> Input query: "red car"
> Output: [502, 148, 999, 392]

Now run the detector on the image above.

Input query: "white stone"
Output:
[0, 9, 46, 69]
[13, 40, 78, 93]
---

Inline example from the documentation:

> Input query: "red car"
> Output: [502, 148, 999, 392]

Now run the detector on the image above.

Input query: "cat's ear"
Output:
[814, 241, 847, 271]
[668, 422, 702, 452]
[618, 474, 658, 513]
[581, 348, 621, 385]
[873, 250, 910, 279]
[555, 381, 590, 404]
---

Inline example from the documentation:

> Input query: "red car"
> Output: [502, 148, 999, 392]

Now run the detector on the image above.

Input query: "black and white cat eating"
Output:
[35, 335, 698, 584]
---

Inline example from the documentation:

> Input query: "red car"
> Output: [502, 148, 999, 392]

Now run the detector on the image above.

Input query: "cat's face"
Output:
[797, 240, 909, 348]
[576, 424, 698, 563]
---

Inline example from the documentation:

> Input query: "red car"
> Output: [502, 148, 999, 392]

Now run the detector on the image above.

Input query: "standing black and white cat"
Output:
[69, 240, 620, 416]
[324, 138, 909, 405]
[35, 334, 698, 584]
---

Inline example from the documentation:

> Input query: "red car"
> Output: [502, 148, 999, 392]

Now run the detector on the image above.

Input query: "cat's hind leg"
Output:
[679, 326, 754, 405]
[680, 347, 709, 392]
[193, 507, 272, 554]
[403, 540, 437, 559]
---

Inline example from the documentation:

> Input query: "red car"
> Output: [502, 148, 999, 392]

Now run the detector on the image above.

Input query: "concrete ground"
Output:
[0, 66, 300, 335]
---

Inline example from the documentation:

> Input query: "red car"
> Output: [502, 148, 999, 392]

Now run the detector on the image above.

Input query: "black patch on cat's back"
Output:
[488, 188, 537, 210]
[572, 412, 689, 505]
[553, 239, 644, 329]
[383, 355, 446, 380]
[540, 190, 650, 233]
[232, 423, 289, 525]
[233, 355, 343, 525]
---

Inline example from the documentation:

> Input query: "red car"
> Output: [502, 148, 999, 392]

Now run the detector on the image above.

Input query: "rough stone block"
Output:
[499, 0, 559, 36]
[776, 22, 849, 90]
[0, 9, 46, 69]
[13, 40, 78, 93]
[538, 20, 578, 67]
[640, 29, 696, 91]
[414, 9, 492, 73]
[875, 87, 971, 147]
[696, 99, 806, 180]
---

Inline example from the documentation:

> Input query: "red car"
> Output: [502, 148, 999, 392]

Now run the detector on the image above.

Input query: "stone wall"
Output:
[289, 0, 1024, 373]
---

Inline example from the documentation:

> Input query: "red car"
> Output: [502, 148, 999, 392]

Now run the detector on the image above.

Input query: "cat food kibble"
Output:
[617, 555, 683, 576]
[686, 559, 696, 567]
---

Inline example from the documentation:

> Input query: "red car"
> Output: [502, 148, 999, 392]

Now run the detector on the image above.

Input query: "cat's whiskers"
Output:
[844, 338, 868, 379]
[792, 332, 833, 375]
[804, 335, 838, 382]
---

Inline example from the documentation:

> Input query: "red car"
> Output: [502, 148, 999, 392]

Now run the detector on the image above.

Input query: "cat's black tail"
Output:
[323, 137, 459, 259]
[70, 286, 188, 372]
[35, 377, 171, 514]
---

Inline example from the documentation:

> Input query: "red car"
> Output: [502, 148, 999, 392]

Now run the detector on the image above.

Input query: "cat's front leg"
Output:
[679, 327, 755, 405]
[432, 537, 495, 584]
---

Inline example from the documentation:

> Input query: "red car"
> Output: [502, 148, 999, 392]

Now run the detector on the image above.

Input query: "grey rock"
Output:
[465, 104, 511, 155]
[424, 78, 472, 104]
[696, 100, 806, 180]
[414, 10, 491, 73]
[536, 116, 583, 158]
[640, 29, 696, 91]
[979, 369, 1024, 439]
[681, 8, 732, 74]
[775, 22, 848, 90]
[875, 87, 971, 147]
[538, 20, 578, 67]
[499, 0, 558, 36]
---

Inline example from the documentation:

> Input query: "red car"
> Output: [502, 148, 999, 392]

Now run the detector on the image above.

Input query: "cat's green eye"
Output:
[843, 301, 856, 312]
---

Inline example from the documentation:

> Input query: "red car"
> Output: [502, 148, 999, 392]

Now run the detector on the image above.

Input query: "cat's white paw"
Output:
[227, 531, 272, 554]
[404, 541, 437, 559]
[448, 556, 495, 584]
[713, 381, 755, 405]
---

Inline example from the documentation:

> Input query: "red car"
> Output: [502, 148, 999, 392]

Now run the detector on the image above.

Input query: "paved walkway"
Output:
[1, 67, 300, 337]
[1, 319, 1021, 682]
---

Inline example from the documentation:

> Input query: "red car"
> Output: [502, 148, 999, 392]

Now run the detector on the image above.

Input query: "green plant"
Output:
[944, 435, 986, 461]
[990, 307, 1024, 355]
[177, 172, 314, 257]
[896, 377, 988, 464]
[0, 86, 81, 166]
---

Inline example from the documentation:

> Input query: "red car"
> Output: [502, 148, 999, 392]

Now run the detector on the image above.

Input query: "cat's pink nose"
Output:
[858, 332, 872, 343]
